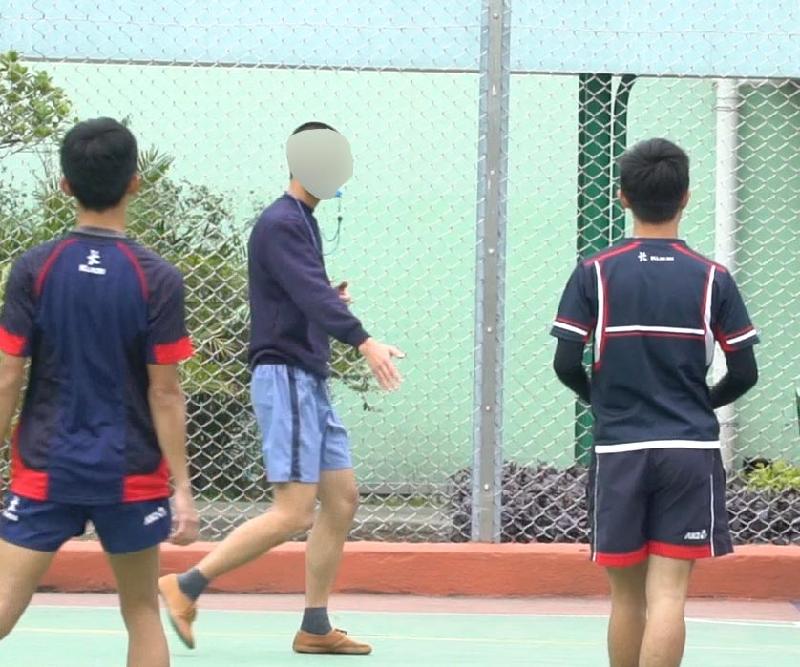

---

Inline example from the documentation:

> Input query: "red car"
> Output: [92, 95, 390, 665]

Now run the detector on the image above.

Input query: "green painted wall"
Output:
[6, 64, 798, 484]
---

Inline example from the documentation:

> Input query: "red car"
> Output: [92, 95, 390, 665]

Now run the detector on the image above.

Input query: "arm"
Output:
[709, 346, 758, 409]
[0, 255, 34, 449]
[147, 364, 198, 545]
[0, 354, 26, 445]
[263, 221, 404, 389]
[553, 339, 591, 404]
[262, 220, 370, 347]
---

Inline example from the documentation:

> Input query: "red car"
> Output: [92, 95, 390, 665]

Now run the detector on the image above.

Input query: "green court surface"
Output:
[2, 601, 799, 667]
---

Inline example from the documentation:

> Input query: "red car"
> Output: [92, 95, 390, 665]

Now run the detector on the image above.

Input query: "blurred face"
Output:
[286, 129, 352, 200]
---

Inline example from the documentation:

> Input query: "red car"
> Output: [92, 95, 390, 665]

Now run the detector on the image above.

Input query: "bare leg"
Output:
[197, 482, 318, 580]
[0, 540, 54, 640]
[606, 561, 648, 667]
[109, 547, 168, 667]
[641, 555, 693, 667]
[305, 469, 359, 608]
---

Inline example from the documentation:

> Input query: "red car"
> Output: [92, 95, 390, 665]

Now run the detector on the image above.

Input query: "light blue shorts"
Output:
[251, 365, 352, 484]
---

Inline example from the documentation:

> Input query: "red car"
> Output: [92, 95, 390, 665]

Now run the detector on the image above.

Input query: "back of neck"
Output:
[632, 219, 680, 240]
[76, 206, 127, 234]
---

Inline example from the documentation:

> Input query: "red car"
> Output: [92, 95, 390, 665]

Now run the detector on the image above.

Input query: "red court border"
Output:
[42, 542, 800, 600]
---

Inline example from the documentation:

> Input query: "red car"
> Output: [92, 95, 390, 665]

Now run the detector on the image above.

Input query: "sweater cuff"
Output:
[344, 325, 370, 348]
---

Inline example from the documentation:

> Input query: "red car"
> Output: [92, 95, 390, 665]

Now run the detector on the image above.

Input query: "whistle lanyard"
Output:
[290, 195, 323, 260]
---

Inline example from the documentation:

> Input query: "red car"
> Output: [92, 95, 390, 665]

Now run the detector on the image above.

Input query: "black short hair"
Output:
[618, 138, 689, 223]
[60, 118, 138, 211]
[292, 121, 337, 135]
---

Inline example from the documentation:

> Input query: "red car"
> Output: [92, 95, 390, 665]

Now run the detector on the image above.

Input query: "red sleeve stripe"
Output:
[671, 243, 728, 273]
[0, 326, 27, 356]
[582, 241, 641, 265]
[35, 239, 77, 297]
[154, 337, 194, 364]
[116, 241, 149, 301]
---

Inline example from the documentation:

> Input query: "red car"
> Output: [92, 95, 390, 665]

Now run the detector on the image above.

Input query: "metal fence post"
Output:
[471, 0, 511, 543]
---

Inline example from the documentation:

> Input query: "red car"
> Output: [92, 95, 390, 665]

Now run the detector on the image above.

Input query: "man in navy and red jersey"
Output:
[552, 138, 758, 667]
[0, 118, 198, 667]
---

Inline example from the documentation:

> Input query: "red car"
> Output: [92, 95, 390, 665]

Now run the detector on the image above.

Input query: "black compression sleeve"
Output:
[553, 338, 591, 404]
[710, 346, 758, 409]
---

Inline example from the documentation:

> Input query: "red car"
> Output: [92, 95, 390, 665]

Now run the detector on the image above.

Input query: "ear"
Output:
[127, 173, 141, 196]
[618, 188, 631, 210]
[60, 177, 73, 196]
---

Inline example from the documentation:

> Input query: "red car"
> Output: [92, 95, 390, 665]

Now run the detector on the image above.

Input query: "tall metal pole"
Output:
[714, 78, 741, 471]
[471, 0, 511, 542]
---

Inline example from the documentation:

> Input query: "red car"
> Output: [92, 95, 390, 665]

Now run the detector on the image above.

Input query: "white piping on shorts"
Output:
[594, 440, 721, 454]
[709, 473, 716, 557]
[592, 455, 600, 562]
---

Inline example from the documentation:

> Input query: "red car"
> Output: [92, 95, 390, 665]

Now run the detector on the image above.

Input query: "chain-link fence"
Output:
[1, 1, 798, 545]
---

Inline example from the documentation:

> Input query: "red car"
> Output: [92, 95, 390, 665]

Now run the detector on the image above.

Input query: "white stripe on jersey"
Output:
[594, 262, 604, 361]
[704, 266, 716, 365]
[553, 321, 589, 337]
[726, 329, 758, 346]
[605, 325, 705, 335]
[595, 439, 721, 454]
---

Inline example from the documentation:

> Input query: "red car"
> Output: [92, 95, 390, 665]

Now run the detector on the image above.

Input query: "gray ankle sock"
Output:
[301, 607, 332, 636]
[177, 568, 209, 601]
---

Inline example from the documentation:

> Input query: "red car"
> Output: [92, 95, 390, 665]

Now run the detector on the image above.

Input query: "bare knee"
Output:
[272, 508, 316, 535]
[323, 484, 359, 522]
[119, 592, 160, 630]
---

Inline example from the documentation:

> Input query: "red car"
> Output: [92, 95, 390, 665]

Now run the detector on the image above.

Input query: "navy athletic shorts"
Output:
[588, 447, 733, 567]
[0, 493, 171, 554]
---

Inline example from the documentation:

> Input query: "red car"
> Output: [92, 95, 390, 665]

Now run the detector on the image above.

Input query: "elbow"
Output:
[0, 362, 25, 395]
[148, 383, 185, 409]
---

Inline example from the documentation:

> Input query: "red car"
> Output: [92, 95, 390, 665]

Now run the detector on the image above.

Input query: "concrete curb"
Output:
[42, 541, 800, 599]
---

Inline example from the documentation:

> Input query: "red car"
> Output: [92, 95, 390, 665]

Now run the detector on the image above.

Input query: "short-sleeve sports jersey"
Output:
[551, 238, 758, 452]
[0, 228, 194, 505]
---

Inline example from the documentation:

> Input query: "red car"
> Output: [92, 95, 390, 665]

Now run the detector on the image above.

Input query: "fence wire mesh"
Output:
[0, 2, 798, 546]
[498, 75, 800, 545]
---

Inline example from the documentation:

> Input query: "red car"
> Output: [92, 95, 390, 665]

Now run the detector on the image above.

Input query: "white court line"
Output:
[29, 604, 800, 628]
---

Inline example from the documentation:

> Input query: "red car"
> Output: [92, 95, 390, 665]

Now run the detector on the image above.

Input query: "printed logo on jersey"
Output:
[639, 251, 675, 263]
[79, 249, 107, 275]
[683, 529, 708, 541]
[2, 495, 21, 522]
[143, 506, 168, 526]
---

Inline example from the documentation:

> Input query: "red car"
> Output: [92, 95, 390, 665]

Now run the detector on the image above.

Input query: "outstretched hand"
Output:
[358, 338, 405, 391]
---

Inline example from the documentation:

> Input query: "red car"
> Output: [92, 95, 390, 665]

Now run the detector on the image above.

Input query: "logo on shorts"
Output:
[79, 249, 107, 275]
[2, 496, 21, 522]
[683, 529, 708, 541]
[143, 506, 168, 526]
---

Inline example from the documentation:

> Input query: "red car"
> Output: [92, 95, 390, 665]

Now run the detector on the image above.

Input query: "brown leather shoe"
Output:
[293, 629, 372, 655]
[158, 574, 198, 649]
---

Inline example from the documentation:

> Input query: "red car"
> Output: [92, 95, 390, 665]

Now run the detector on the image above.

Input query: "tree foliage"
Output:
[0, 52, 73, 156]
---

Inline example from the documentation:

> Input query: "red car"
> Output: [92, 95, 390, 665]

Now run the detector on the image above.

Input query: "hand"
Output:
[358, 338, 405, 391]
[336, 281, 352, 305]
[170, 486, 199, 546]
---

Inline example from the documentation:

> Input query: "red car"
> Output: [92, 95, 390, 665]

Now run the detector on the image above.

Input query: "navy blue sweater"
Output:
[248, 194, 369, 378]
